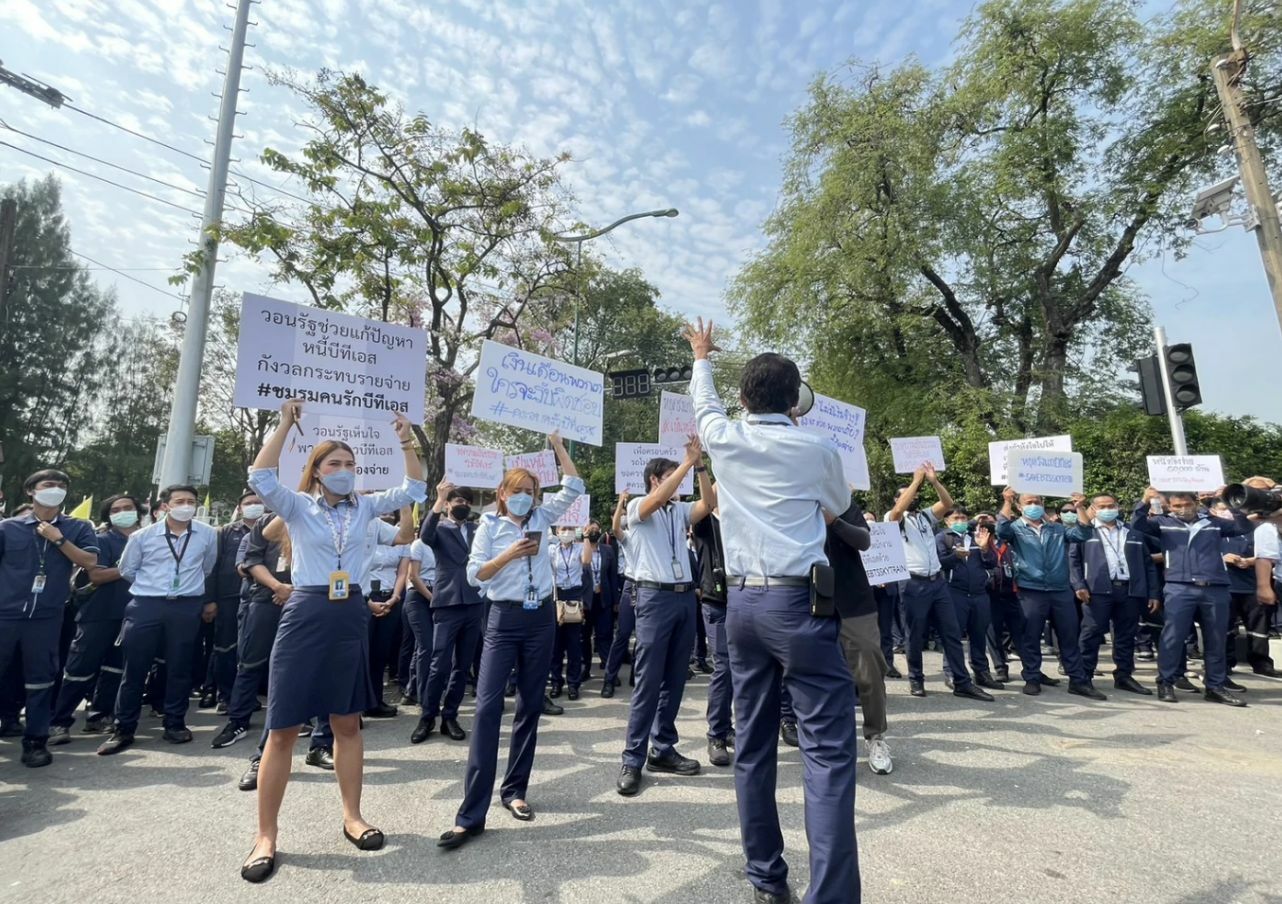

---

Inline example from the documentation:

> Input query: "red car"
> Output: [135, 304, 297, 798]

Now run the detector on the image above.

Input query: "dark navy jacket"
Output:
[211, 520, 255, 601]
[1129, 505, 1253, 586]
[937, 530, 997, 595]
[0, 513, 99, 620]
[240, 515, 290, 605]
[420, 510, 482, 607]
[996, 516, 1089, 592]
[1068, 524, 1160, 600]
[582, 542, 619, 611]
[1219, 534, 1257, 595]
[78, 527, 133, 623]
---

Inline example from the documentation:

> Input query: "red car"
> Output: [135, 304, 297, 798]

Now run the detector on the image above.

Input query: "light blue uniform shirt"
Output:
[247, 467, 427, 589]
[549, 540, 584, 589]
[690, 358, 849, 578]
[626, 499, 694, 583]
[364, 520, 407, 592]
[409, 538, 437, 586]
[118, 519, 219, 598]
[466, 476, 585, 601]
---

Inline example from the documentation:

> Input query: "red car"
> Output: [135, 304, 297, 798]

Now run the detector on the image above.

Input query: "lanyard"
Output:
[591, 549, 601, 584]
[1099, 527, 1125, 566]
[321, 501, 355, 569]
[659, 504, 681, 576]
[165, 530, 193, 569]
[558, 545, 577, 583]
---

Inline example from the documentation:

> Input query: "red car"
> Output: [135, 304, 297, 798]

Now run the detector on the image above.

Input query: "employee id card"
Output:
[671, 557, 685, 581]
[276, 555, 289, 573]
[31, 574, 46, 594]
[524, 584, 540, 610]
[328, 570, 351, 601]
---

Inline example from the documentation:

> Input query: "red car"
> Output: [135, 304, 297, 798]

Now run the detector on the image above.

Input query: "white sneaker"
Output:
[866, 736, 893, 775]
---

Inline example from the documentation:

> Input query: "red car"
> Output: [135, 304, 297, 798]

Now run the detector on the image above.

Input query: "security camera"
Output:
[1189, 176, 1240, 223]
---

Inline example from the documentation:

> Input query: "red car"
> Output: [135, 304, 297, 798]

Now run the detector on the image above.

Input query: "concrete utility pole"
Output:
[158, 0, 253, 487]
[0, 198, 16, 333]
[1211, 48, 1282, 337]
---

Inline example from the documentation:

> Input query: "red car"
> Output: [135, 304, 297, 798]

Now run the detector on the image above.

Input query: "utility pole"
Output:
[1153, 325, 1189, 455]
[158, 0, 253, 488]
[0, 198, 16, 332]
[1211, 48, 1282, 337]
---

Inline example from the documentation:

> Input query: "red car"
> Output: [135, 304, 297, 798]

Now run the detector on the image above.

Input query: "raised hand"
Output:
[684, 434, 703, 465]
[393, 412, 414, 444]
[682, 317, 719, 360]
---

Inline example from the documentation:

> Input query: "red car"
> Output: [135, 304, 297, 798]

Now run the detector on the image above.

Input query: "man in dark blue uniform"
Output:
[580, 520, 618, 678]
[0, 469, 99, 766]
[202, 491, 263, 710]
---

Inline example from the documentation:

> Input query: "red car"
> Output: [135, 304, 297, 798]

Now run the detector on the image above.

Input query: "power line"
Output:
[68, 250, 186, 302]
[12, 265, 174, 272]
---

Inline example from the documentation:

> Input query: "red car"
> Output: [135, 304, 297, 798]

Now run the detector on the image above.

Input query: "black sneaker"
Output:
[1175, 676, 1198, 692]
[163, 726, 193, 744]
[97, 730, 135, 756]
[305, 746, 335, 770]
[211, 723, 248, 749]
[697, 660, 713, 675]
[0, 717, 24, 738]
[216, 701, 229, 715]
[884, 665, 903, 679]
[566, 687, 580, 701]
[549, 685, 563, 699]
[48, 725, 72, 746]
[199, 692, 217, 709]
[542, 695, 564, 716]
[779, 722, 799, 747]
[1223, 678, 1248, 693]
[21, 737, 52, 768]
[646, 748, 701, 775]
[707, 737, 731, 767]
[364, 702, 397, 718]
[82, 716, 110, 734]
[601, 682, 615, 699]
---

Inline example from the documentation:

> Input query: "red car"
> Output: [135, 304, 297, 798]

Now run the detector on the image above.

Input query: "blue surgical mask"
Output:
[1061, 512, 1078, 526]
[319, 469, 356, 496]
[1095, 509, 1119, 523]
[1022, 504, 1045, 521]
[506, 492, 534, 517]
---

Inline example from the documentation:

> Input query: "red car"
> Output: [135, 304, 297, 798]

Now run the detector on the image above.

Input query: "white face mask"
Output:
[110, 510, 139, 529]
[241, 504, 265, 521]
[167, 504, 197, 523]
[33, 487, 67, 508]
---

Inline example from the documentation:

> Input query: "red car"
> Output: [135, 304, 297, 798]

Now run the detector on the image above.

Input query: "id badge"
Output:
[31, 574, 46, 594]
[523, 585, 540, 611]
[671, 557, 684, 581]
[275, 555, 288, 573]
[328, 570, 351, 601]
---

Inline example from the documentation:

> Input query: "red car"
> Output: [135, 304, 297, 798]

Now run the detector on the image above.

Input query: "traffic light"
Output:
[1134, 355, 1167, 416]
[607, 368, 652, 399]
[1164, 343, 1202, 410]
[652, 364, 694, 385]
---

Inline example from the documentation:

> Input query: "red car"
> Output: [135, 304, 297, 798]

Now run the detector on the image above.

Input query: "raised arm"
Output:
[887, 468, 925, 523]
[685, 318, 729, 450]
[549, 431, 578, 480]
[922, 462, 952, 520]
[638, 438, 699, 522]
[253, 399, 302, 470]
[690, 454, 716, 525]
[612, 493, 630, 538]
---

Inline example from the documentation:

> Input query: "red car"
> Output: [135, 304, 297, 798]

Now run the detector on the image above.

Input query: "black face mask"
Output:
[585, 530, 601, 543]
[449, 503, 470, 521]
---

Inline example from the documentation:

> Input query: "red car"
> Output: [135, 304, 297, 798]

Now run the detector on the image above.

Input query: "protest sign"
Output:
[547, 493, 591, 528]
[864, 523, 911, 584]
[278, 414, 402, 491]
[444, 444, 505, 489]
[889, 436, 946, 474]
[470, 340, 605, 445]
[799, 393, 870, 490]
[233, 293, 426, 422]
[1007, 450, 1084, 496]
[1146, 455, 1225, 493]
[614, 443, 695, 495]
[659, 391, 697, 448]
[506, 450, 559, 488]
[988, 435, 1073, 485]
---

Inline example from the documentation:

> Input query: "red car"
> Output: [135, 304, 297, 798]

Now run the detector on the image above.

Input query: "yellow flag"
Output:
[69, 495, 93, 520]
[204, 491, 212, 511]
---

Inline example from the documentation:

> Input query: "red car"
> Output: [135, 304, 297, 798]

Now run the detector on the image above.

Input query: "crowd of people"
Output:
[3, 320, 1281, 904]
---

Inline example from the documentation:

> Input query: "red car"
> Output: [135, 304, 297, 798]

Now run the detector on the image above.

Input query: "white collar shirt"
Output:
[626, 499, 693, 583]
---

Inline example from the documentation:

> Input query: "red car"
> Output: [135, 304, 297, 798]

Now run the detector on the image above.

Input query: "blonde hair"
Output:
[495, 468, 540, 517]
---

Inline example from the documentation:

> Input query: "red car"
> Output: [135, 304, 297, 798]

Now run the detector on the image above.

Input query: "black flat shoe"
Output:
[238, 759, 260, 791]
[566, 687, 580, 701]
[601, 683, 615, 698]
[411, 718, 435, 744]
[543, 695, 564, 716]
[437, 826, 483, 850]
[1036, 672, 1061, 687]
[617, 765, 642, 796]
[884, 665, 903, 679]
[440, 718, 466, 741]
[241, 854, 276, 883]
[343, 825, 385, 851]
[502, 800, 534, 821]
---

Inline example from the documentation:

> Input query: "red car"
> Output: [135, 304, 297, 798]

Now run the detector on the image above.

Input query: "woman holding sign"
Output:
[438, 431, 583, 848]
[239, 400, 427, 883]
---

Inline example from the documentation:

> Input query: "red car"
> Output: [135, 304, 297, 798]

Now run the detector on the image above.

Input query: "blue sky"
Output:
[1, 0, 1278, 426]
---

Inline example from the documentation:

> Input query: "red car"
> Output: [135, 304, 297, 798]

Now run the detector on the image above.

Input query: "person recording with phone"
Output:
[936, 508, 1004, 691]
[439, 432, 582, 848]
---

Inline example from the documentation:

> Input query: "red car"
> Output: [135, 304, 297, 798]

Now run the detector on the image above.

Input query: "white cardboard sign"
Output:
[614, 443, 695, 496]
[548, 493, 591, 528]
[658, 391, 697, 448]
[889, 436, 946, 474]
[1007, 450, 1084, 496]
[799, 393, 870, 490]
[863, 523, 911, 585]
[443, 444, 505, 489]
[278, 414, 403, 491]
[506, 450, 559, 488]
[1146, 455, 1225, 493]
[470, 340, 605, 445]
[988, 435, 1073, 485]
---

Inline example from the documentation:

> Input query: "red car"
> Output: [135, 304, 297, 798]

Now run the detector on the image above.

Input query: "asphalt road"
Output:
[2, 653, 1281, 904]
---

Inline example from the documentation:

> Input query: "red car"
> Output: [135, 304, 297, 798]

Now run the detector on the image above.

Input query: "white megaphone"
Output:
[793, 381, 815, 419]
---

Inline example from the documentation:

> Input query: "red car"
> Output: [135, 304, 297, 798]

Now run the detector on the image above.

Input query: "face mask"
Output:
[506, 492, 534, 517]
[1022, 504, 1045, 521]
[949, 522, 968, 535]
[1061, 512, 1078, 526]
[1095, 509, 1119, 524]
[33, 487, 67, 508]
[168, 504, 196, 523]
[585, 530, 601, 543]
[110, 510, 139, 529]
[559, 533, 575, 545]
[319, 469, 356, 496]
[449, 503, 471, 522]
[241, 504, 265, 520]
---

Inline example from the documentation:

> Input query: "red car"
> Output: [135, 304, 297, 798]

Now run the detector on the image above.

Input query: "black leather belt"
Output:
[729, 575, 810, 588]
[635, 580, 694, 593]
[492, 596, 553, 609]
[1111, 579, 1129, 587]
[909, 573, 944, 582]
[1190, 580, 1213, 587]
[296, 585, 364, 596]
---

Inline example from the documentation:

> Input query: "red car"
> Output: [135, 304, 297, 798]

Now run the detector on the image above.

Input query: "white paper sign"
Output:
[889, 436, 946, 474]
[988, 435, 1073, 485]
[444, 444, 505, 489]
[1007, 450, 1084, 496]
[548, 493, 591, 528]
[233, 293, 426, 422]
[659, 391, 697, 448]
[614, 443, 695, 495]
[470, 340, 605, 445]
[506, 450, 559, 488]
[863, 523, 911, 585]
[799, 393, 870, 490]
[1146, 455, 1225, 492]
[278, 414, 403, 491]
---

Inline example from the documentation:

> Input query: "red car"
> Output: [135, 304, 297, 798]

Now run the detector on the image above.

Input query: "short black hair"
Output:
[1167, 491, 1198, 503]
[24, 469, 70, 492]
[99, 494, 142, 524]
[739, 353, 801, 415]
[160, 484, 199, 503]
[945, 507, 970, 519]
[448, 487, 475, 505]
[238, 489, 258, 504]
[643, 457, 679, 490]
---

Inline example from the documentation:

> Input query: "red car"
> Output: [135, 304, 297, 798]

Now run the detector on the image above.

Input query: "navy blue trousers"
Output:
[944, 588, 995, 679]
[988, 591, 1023, 668]
[1017, 589, 1087, 683]
[703, 602, 733, 741]
[903, 577, 972, 689]
[726, 585, 859, 904]
[0, 616, 62, 739]
[621, 587, 696, 768]
[1160, 583, 1229, 688]
[550, 586, 584, 691]
[1079, 585, 1141, 677]
[397, 600, 415, 691]
[582, 586, 614, 670]
[604, 580, 636, 686]
[456, 599, 556, 829]
[228, 601, 281, 727]
[208, 594, 240, 702]
[403, 590, 435, 706]
[874, 587, 899, 662]
[423, 604, 481, 721]
[366, 594, 400, 704]
[52, 618, 124, 728]
[113, 596, 204, 734]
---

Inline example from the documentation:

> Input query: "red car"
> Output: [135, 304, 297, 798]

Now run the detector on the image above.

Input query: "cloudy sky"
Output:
[1, 0, 1278, 423]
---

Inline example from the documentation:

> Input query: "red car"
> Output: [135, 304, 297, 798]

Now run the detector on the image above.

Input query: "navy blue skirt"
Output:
[265, 587, 375, 730]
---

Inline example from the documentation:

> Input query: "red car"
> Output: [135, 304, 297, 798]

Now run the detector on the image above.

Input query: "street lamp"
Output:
[552, 208, 679, 367]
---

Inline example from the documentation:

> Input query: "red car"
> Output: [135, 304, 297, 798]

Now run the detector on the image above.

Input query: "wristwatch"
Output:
[53, 538, 67, 548]
[694, 466, 708, 473]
